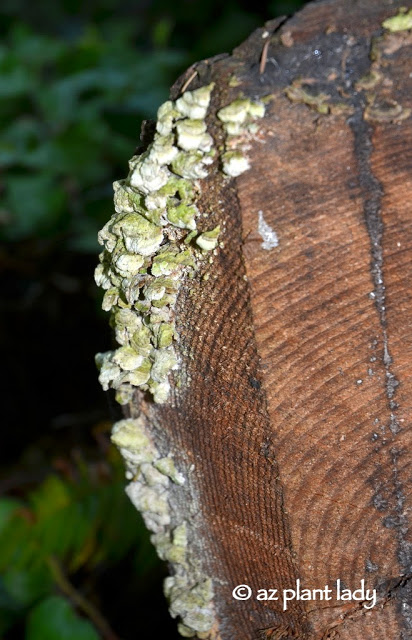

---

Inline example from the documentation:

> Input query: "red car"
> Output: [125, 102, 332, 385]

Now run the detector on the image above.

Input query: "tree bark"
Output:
[101, 1, 412, 638]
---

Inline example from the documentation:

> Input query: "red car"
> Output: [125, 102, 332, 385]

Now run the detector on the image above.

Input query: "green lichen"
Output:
[165, 544, 187, 565]
[175, 119, 213, 152]
[96, 83, 238, 638]
[151, 246, 195, 276]
[129, 152, 171, 193]
[112, 212, 164, 256]
[150, 380, 171, 404]
[133, 486, 170, 517]
[217, 98, 265, 134]
[110, 418, 215, 638]
[175, 84, 215, 120]
[101, 287, 119, 312]
[114, 384, 135, 406]
[178, 624, 196, 638]
[154, 322, 175, 348]
[217, 96, 265, 177]
[155, 456, 186, 485]
[114, 252, 145, 277]
[218, 98, 251, 125]
[166, 203, 198, 230]
[285, 81, 330, 114]
[95, 83, 223, 405]
[196, 225, 221, 251]
[110, 418, 157, 462]
[364, 98, 411, 123]
[228, 74, 241, 88]
[166, 576, 215, 635]
[150, 347, 178, 382]
[122, 358, 152, 386]
[221, 150, 250, 177]
[173, 523, 188, 547]
[140, 463, 169, 488]
[171, 150, 210, 180]
[355, 70, 383, 91]
[112, 345, 144, 371]
[382, 8, 412, 32]
[113, 308, 141, 345]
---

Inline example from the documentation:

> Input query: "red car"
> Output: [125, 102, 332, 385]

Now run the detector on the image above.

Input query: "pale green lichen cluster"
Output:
[96, 85, 267, 640]
[217, 98, 265, 177]
[166, 576, 215, 638]
[111, 419, 215, 638]
[95, 83, 220, 404]
[382, 8, 412, 32]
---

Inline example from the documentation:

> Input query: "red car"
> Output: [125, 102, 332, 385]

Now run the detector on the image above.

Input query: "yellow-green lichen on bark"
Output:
[110, 418, 216, 638]
[285, 79, 331, 114]
[95, 81, 270, 640]
[357, 26, 412, 125]
[217, 96, 265, 177]
[382, 7, 412, 32]
[95, 83, 220, 406]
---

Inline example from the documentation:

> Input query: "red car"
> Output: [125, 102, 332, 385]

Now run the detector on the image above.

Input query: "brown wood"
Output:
[125, 1, 412, 637]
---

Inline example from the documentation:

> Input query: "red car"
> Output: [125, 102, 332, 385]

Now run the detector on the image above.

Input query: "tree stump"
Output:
[96, 1, 412, 638]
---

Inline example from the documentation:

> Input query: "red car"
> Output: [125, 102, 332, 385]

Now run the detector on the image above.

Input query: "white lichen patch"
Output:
[195, 226, 221, 251]
[175, 84, 214, 120]
[95, 83, 221, 405]
[217, 97, 265, 177]
[110, 418, 215, 638]
[258, 210, 278, 250]
[221, 151, 250, 178]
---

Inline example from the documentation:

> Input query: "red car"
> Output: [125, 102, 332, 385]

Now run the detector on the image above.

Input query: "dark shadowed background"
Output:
[0, 0, 306, 637]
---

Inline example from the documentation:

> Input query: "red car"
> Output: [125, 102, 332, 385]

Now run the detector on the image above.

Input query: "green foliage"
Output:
[0, 22, 187, 249]
[0, 0, 306, 251]
[0, 447, 159, 637]
[27, 596, 99, 640]
[0, 2, 307, 637]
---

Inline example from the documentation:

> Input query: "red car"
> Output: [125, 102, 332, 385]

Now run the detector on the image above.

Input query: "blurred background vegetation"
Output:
[0, 0, 306, 637]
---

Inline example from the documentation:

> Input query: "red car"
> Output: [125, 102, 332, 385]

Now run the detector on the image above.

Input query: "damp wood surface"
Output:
[124, 0, 412, 638]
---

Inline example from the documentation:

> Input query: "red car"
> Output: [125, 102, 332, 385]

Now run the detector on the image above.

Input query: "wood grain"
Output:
[129, 1, 412, 637]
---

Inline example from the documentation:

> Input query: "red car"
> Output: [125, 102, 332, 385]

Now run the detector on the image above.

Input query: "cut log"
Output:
[96, 1, 412, 638]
